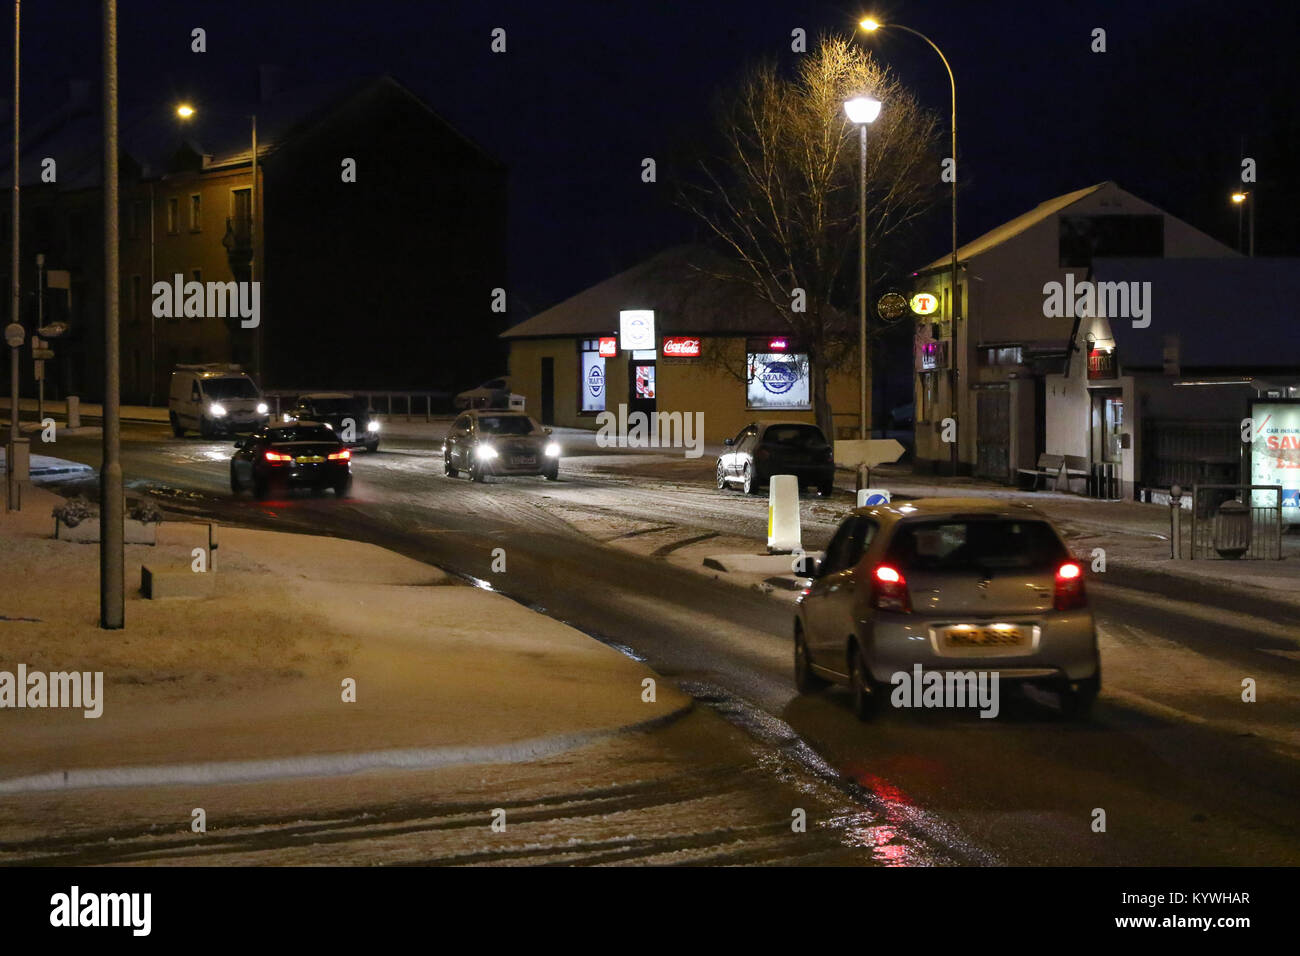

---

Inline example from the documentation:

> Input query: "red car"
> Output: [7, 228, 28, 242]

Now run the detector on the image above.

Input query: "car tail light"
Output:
[327, 449, 351, 460]
[871, 565, 912, 613]
[1054, 561, 1086, 610]
[264, 450, 291, 462]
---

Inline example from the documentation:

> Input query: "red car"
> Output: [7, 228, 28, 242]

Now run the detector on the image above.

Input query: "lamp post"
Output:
[860, 17, 959, 470]
[844, 95, 881, 441]
[1231, 191, 1254, 257]
[8, 0, 20, 511]
[101, 0, 123, 628]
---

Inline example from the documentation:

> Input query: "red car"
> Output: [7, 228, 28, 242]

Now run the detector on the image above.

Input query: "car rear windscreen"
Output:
[308, 398, 363, 414]
[762, 425, 827, 448]
[887, 519, 1068, 573]
[268, 426, 337, 443]
[202, 377, 259, 400]
[478, 416, 534, 435]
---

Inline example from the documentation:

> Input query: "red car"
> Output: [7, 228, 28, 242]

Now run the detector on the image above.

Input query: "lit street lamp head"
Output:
[176, 104, 195, 119]
[844, 95, 882, 125]
[1231, 192, 1247, 203]
[859, 18, 881, 31]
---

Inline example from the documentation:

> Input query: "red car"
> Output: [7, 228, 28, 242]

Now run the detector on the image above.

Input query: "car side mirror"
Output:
[724, 438, 734, 446]
[233, 440, 244, 448]
[544, 427, 553, 435]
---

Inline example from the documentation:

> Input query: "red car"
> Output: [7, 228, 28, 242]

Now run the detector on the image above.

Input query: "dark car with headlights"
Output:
[230, 423, 353, 499]
[442, 410, 560, 482]
[717, 421, 835, 496]
[285, 392, 380, 451]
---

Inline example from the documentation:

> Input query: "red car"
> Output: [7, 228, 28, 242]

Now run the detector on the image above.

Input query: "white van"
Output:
[168, 364, 269, 438]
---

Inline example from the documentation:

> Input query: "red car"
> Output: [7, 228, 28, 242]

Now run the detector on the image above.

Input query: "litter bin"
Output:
[1212, 499, 1252, 559]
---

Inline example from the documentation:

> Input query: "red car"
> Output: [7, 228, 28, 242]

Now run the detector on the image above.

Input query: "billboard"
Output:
[1250, 401, 1300, 523]
[747, 352, 811, 410]
[662, 336, 700, 357]
[581, 351, 605, 412]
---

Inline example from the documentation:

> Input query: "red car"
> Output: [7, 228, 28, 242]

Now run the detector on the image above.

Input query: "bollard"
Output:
[767, 474, 801, 554]
[1169, 484, 1182, 559]
[66, 395, 80, 430]
[208, 521, 219, 573]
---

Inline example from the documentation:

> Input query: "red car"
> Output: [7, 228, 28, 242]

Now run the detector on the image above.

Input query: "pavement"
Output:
[0, 484, 691, 791]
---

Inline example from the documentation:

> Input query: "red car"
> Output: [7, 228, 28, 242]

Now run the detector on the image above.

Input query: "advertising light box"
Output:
[747, 351, 811, 410]
[598, 336, 618, 358]
[1250, 401, 1300, 523]
[581, 351, 606, 412]
[619, 310, 655, 351]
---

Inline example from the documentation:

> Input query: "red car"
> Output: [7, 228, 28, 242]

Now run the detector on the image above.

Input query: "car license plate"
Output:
[940, 624, 1025, 648]
[511, 455, 536, 466]
[295, 455, 324, 464]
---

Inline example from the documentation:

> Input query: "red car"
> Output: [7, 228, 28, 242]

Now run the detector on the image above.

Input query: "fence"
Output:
[1184, 484, 1283, 560]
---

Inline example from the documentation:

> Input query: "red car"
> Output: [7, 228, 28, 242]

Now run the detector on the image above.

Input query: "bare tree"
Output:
[677, 35, 943, 437]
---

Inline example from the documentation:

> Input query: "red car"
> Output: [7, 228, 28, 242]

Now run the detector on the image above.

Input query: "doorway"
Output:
[629, 358, 656, 417]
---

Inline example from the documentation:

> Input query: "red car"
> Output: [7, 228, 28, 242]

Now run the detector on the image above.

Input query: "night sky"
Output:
[6, 0, 1297, 315]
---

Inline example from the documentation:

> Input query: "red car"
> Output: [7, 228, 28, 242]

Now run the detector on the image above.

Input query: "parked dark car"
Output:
[716, 421, 835, 496]
[442, 410, 560, 482]
[230, 423, 353, 499]
[285, 392, 380, 452]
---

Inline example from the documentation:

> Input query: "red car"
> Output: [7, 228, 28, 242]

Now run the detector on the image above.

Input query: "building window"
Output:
[167, 197, 179, 235]
[978, 346, 1023, 367]
[190, 194, 201, 232]
[1059, 214, 1164, 268]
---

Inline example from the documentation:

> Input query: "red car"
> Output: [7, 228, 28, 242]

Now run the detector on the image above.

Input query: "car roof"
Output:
[464, 409, 528, 417]
[299, 392, 355, 400]
[852, 497, 1047, 523]
[749, 420, 823, 430]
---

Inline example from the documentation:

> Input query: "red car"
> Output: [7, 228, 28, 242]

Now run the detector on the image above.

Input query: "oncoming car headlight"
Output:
[367, 420, 380, 432]
[545, 442, 561, 457]
[208, 403, 227, 417]
[256, 402, 269, 415]
[476, 445, 498, 460]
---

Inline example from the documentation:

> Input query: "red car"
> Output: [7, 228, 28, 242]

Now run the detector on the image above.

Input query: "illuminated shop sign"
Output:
[1250, 401, 1300, 524]
[746, 351, 811, 410]
[662, 336, 701, 357]
[581, 350, 605, 412]
[1088, 347, 1117, 380]
[598, 336, 618, 357]
[619, 310, 655, 351]
[910, 292, 938, 315]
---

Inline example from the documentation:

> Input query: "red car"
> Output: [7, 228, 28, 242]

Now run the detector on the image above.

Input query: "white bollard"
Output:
[857, 488, 891, 507]
[767, 474, 802, 553]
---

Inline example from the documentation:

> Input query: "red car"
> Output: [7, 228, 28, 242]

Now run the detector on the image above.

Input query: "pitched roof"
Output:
[914, 182, 1109, 274]
[501, 245, 799, 339]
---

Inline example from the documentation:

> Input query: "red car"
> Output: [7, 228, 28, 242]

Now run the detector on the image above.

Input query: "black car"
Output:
[285, 392, 380, 452]
[716, 421, 835, 496]
[230, 423, 353, 499]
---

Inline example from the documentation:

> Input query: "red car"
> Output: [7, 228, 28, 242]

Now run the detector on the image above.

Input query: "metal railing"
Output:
[1185, 484, 1283, 560]
[261, 390, 453, 422]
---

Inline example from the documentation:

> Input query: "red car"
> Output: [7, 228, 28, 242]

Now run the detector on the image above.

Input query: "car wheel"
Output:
[794, 628, 826, 694]
[198, 417, 214, 439]
[444, 453, 458, 478]
[742, 465, 756, 495]
[365, 440, 379, 453]
[849, 646, 877, 721]
[229, 463, 242, 495]
[816, 482, 833, 498]
[334, 476, 353, 499]
[716, 461, 728, 490]
[170, 412, 186, 438]
[253, 475, 270, 500]
[544, 465, 559, 481]
[470, 459, 487, 483]
[1059, 674, 1100, 719]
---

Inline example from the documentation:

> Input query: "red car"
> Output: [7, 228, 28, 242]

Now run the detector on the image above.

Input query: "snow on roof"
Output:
[914, 182, 1110, 274]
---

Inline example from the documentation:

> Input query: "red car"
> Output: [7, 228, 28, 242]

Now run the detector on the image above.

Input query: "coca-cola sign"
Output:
[662, 336, 700, 357]
[598, 336, 618, 357]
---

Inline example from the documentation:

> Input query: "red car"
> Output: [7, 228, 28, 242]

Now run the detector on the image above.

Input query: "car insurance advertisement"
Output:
[746, 351, 811, 410]
[1251, 401, 1300, 523]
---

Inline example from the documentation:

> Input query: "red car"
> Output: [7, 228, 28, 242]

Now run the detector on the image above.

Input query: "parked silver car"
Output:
[794, 498, 1100, 719]
[442, 410, 560, 482]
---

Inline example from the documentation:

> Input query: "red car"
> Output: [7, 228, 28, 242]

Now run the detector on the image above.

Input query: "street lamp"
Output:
[860, 16, 959, 469]
[844, 95, 881, 440]
[1231, 191, 1254, 257]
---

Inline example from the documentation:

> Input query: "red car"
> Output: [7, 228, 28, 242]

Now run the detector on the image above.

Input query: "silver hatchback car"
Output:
[794, 498, 1100, 719]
